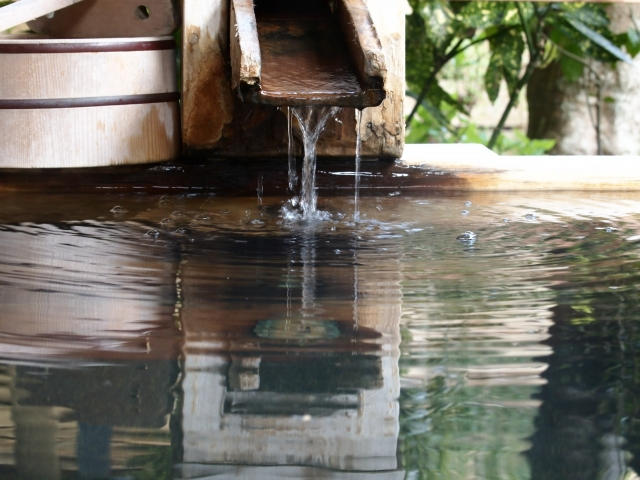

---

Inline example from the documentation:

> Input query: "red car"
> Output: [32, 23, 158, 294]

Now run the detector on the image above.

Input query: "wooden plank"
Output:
[181, 0, 234, 148]
[0, 102, 180, 168]
[183, 0, 404, 155]
[0, 43, 176, 100]
[27, 0, 177, 38]
[230, 0, 260, 91]
[336, 0, 387, 86]
[0, 36, 179, 167]
[401, 143, 640, 191]
[0, 0, 85, 32]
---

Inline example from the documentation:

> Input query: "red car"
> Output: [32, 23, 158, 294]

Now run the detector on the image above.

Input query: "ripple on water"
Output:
[0, 191, 638, 478]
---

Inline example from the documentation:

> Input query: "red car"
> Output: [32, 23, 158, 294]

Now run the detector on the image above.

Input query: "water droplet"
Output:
[456, 231, 477, 244]
[144, 229, 160, 240]
[110, 205, 128, 215]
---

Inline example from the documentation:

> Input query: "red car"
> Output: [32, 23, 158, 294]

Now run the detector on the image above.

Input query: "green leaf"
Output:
[559, 56, 585, 83]
[484, 29, 524, 101]
[484, 61, 501, 103]
[563, 17, 632, 64]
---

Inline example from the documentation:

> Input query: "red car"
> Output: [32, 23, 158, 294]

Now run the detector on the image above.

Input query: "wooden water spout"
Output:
[182, 0, 407, 157]
[230, 0, 386, 108]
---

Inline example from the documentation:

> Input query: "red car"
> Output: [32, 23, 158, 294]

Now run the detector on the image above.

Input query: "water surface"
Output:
[0, 188, 639, 479]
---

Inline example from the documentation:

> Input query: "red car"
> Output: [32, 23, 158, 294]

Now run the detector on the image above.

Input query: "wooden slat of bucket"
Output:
[0, 102, 180, 168]
[0, 38, 177, 100]
[27, 0, 177, 37]
[0, 0, 85, 32]
[0, 35, 179, 168]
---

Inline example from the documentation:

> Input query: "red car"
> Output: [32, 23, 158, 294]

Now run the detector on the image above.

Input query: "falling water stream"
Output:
[287, 107, 297, 192]
[290, 106, 340, 219]
[288, 107, 365, 222]
[354, 109, 363, 222]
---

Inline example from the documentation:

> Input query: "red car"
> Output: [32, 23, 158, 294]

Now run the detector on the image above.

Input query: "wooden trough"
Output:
[230, 0, 387, 108]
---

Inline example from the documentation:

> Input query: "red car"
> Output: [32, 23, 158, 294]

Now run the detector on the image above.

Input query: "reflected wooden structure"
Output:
[176, 229, 402, 478]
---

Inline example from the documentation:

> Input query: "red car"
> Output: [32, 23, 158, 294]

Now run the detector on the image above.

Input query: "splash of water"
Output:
[291, 106, 340, 219]
[256, 175, 264, 206]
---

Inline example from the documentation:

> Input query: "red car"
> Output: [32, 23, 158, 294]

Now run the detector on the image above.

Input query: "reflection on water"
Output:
[0, 190, 639, 479]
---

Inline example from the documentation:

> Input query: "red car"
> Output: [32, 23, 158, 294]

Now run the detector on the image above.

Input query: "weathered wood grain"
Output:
[181, 0, 234, 148]
[230, 0, 260, 91]
[0, 0, 85, 32]
[402, 143, 640, 191]
[182, 0, 406, 157]
[0, 36, 179, 168]
[27, 0, 177, 37]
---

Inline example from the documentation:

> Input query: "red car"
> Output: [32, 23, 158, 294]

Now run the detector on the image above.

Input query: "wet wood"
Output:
[231, 0, 385, 108]
[182, 0, 406, 157]
[0, 36, 179, 168]
[402, 144, 640, 191]
[181, 0, 234, 148]
[3, 145, 640, 192]
[0, 0, 85, 32]
[230, 0, 260, 91]
[336, 0, 386, 89]
[27, 0, 178, 38]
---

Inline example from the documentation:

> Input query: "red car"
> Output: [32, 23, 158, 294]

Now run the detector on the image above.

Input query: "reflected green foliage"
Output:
[128, 446, 174, 480]
[406, 1, 640, 151]
[530, 227, 640, 479]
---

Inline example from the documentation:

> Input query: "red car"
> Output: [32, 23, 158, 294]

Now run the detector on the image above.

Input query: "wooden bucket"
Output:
[0, 35, 180, 168]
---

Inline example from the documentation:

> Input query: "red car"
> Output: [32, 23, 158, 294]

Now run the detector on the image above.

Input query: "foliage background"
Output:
[405, 1, 640, 154]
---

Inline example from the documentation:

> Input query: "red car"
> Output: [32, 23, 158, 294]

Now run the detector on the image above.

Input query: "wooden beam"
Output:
[402, 144, 640, 191]
[229, 0, 260, 91]
[0, 0, 86, 32]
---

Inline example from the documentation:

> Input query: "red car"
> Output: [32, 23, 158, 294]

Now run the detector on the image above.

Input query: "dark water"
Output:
[0, 188, 640, 479]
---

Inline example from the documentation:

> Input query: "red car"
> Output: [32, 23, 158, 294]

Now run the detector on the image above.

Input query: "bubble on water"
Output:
[503, 218, 511, 223]
[388, 191, 401, 197]
[173, 227, 189, 236]
[524, 213, 538, 222]
[250, 219, 265, 226]
[144, 229, 160, 240]
[456, 231, 477, 244]
[461, 210, 469, 216]
[415, 200, 430, 205]
[464, 200, 473, 207]
[110, 205, 128, 215]
[334, 249, 342, 254]
[376, 205, 383, 212]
